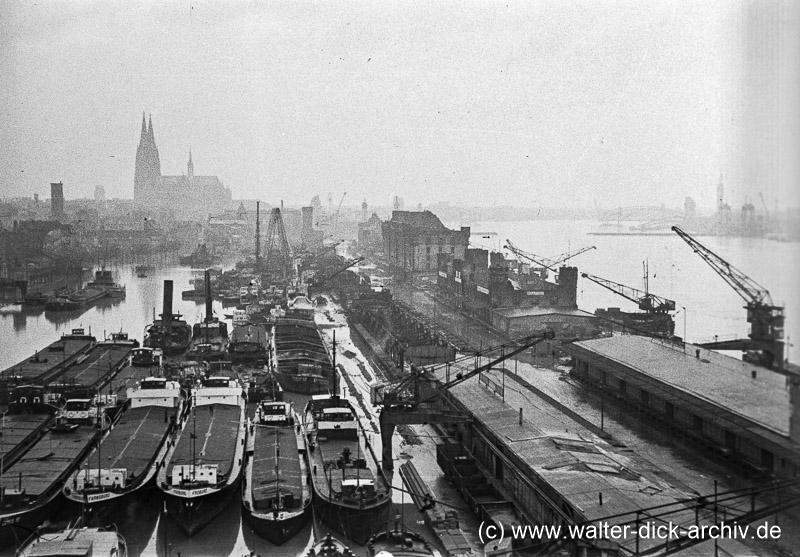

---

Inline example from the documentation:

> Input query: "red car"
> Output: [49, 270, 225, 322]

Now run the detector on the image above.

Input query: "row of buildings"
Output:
[362, 209, 601, 343]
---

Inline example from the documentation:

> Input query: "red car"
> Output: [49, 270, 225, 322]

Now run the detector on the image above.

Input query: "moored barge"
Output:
[242, 400, 311, 544]
[158, 374, 246, 535]
[303, 394, 392, 544]
[273, 317, 333, 395]
[63, 376, 185, 521]
[0, 398, 112, 548]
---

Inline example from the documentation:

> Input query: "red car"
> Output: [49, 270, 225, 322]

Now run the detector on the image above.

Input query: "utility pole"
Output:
[255, 201, 260, 275]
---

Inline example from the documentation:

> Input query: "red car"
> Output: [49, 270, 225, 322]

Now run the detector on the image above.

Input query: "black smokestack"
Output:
[205, 270, 212, 322]
[162, 280, 174, 321]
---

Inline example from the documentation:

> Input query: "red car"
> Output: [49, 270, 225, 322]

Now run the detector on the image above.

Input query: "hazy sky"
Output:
[1, 1, 797, 209]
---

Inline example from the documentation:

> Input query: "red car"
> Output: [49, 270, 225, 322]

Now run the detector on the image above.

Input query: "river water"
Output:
[0, 219, 798, 556]
[465, 220, 800, 363]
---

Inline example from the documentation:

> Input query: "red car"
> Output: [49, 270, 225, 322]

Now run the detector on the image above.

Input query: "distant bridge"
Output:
[599, 206, 684, 223]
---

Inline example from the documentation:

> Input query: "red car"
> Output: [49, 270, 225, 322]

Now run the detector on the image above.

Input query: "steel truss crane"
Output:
[374, 330, 555, 469]
[581, 272, 676, 313]
[309, 256, 364, 289]
[505, 240, 595, 272]
[672, 226, 785, 370]
[264, 208, 292, 280]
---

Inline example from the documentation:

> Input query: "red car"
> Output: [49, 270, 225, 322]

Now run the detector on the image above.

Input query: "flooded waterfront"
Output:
[1, 221, 799, 556]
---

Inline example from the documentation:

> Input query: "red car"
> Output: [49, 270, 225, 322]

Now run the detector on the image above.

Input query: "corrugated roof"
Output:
[572, 334, 791, 435]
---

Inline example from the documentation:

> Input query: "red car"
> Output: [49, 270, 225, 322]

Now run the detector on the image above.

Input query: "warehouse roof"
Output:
[570, 334, 790, 436]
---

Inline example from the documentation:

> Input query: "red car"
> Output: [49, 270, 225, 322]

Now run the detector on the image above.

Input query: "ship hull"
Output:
[163, 480, 241, 536]
[242, 505, 310, 545]
[63, 402, 185, 525]
[312, 495, 392, 545]
[0, 492, 65, 549]
[273, 372, 329, 395]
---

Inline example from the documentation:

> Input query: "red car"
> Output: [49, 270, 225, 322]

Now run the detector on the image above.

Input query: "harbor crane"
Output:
[505, 240, 595, 272]
[581, 271, 676, 313]
[374, 330, 555, 469]
[308, 256, 364, 290]
[672, 226, 785, 370]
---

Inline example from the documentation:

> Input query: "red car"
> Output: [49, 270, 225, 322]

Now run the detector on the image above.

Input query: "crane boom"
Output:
[671, 226, 771, 306]
[505, 240, 595, 272]
[431, 330, 555, 397]
[311, 256, 364, 288]
[377, 330, 556, 468]
[672, 225, 785, 370]
[581, 272, 676, 313]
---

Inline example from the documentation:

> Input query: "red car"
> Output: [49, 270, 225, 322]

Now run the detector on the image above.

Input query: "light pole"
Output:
[682, 306, 687, 353]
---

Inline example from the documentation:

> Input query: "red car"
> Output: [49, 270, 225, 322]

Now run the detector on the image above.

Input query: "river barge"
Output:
[242, 400, 311, 544]
[0, 398, 112, 548]
[158, 374, 246, 535]
[273, 317, 333, 395]
[303, 394, 392, 544]
[63, 376, 186, 522]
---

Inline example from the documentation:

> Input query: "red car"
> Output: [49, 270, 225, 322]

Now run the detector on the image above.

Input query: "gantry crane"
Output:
[581, 272, 676, 313]
[264, 208, 293, 280]
[374, 330, 555, 469]
[672, 226, 785, 370]
[505, 240, 596, 272]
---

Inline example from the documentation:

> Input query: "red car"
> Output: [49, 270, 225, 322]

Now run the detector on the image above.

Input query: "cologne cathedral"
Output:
[133, 113, 232, 218]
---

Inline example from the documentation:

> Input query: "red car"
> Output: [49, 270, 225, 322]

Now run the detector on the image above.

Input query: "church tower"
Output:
[188, 149, 194, 179]
[134, 112, 162, 207]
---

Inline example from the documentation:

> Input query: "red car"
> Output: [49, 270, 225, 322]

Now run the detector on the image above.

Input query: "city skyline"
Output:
[1, 1, 798, 210]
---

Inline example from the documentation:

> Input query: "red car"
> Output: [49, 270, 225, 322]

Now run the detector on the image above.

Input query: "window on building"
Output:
[665, 402, 674, 419]
[619, 379, 627, 394]
[692, 414, 703, 433]
[640, 390, 650, 406]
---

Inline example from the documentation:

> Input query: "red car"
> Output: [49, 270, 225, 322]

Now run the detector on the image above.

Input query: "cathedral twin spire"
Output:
[136, 111, 195, 190]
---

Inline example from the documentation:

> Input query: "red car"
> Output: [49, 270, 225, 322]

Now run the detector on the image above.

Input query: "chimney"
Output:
[162, 280, 174, 321]
[205, 269, 212, 322]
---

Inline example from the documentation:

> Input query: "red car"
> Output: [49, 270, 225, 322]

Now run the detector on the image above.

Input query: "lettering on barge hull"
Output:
[169, 487, 216, 498]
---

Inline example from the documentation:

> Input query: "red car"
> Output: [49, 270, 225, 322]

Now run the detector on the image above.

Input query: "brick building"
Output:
[381, 211, 469, 274]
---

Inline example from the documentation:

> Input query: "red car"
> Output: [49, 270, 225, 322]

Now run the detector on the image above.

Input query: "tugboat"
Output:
[63, 376, 185, 522]
[144, 280, 192, 356]
[187, 270, 229, 361]
[303, 381, 391, 543]
[15, 521, 127, 557]
[158, 373, 247, 535]
[242, 400, 311, 544]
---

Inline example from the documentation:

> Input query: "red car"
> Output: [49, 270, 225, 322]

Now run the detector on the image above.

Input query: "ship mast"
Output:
[332, 330, 337, 397]
[274, 425, 281, 510]
[191, 390, 197, 482]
